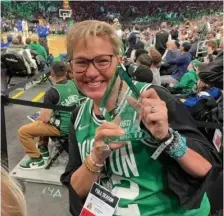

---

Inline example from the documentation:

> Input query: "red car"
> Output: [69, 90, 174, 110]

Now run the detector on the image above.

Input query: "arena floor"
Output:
[48, 34, 66, 57]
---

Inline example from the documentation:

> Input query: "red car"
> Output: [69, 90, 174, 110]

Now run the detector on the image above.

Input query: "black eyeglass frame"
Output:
[69, 54, 114, 73]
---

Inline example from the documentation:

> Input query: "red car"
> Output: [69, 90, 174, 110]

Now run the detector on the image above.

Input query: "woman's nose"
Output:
[85, 63, 100, 77]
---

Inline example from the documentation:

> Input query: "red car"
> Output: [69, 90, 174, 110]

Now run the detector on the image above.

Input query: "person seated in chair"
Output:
[160, 42, 192, 85]
[160, 40, 181, 76]
[167, 60, 202, 95]
[6, 38, 38, 75]
[27, 34, 48, 61]
[1, 34, 13, 48]
[180, 79, 221, 108]
[18, 61, 80, 170]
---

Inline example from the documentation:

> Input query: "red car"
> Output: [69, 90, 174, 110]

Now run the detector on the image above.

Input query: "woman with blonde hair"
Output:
[1, 167, 27, 216]
[61, 20, 214, 216]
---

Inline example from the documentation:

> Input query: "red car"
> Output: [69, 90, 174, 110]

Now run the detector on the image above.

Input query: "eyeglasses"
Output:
[70, 55, 114, 73]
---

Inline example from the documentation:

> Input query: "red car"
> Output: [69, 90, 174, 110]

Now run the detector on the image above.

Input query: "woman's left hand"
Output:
[128, 88, 169, 141]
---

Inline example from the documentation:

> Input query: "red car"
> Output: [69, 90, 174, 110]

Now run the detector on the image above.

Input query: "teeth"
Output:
[88, 81, 101, 86]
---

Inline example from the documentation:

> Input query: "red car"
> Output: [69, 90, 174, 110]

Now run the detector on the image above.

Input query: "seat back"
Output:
[1, 52, 30, 76]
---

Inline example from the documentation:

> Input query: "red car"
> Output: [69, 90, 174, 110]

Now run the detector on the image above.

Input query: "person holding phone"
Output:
[61, 20, 216, 216]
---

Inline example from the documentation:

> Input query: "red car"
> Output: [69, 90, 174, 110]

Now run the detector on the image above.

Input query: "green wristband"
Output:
[167, 132, 187, 159]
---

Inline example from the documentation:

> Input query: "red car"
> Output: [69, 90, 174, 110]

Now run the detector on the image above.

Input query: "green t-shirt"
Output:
[74, 81, 210, 216]
[53, 80, 79, 135]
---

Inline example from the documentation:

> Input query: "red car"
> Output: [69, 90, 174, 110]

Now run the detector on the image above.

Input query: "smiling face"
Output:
[72, 36, 119, 102]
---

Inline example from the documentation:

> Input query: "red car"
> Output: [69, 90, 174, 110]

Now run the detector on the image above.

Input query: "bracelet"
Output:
[89, 153, 104, 168]
[151, 128, 174, 160]
[83, 158, 102, 173]
[166, 133, 187, 160]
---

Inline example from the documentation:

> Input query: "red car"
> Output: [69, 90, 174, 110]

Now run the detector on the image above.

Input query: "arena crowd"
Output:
[1, 1, 223, 216]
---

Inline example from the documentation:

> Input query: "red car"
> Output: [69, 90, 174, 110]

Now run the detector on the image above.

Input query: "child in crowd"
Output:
[168, 60, 202, 95]
[180, 77, 221, 107]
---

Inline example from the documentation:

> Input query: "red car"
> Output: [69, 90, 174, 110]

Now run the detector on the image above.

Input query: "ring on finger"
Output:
[151, 104, 156, 113]
[101, 144, 111, 152]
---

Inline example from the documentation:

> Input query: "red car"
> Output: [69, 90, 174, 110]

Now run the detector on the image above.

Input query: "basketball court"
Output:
[48, 34, 66, 57]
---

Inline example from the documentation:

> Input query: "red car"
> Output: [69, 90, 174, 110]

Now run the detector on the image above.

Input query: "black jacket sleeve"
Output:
[44, 87, 59, 104]
[60, 107, 83, 216]
[149, 85, 222, 210]
[61, 85, 222, 214]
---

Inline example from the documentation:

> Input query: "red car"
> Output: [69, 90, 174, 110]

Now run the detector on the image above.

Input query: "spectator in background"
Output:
[28, 34, 47, 60]
[141, 31, 152, 50]
[148, 48, 162, 85]
[170, 26, 179, 40]
[205, 40, 218, 63]
[17, 18, 22, 33]
[130, 40, 145, 61]
[25, 38, 31, 47]
[155, 22, 170, 56]
[178, 27, 188, 45]
[168, 60, 202, 95]
[189, 35, 199, 58]
[161, 42, 192, 85]
[129, 24, 141, 43]
[208, 31, 216, 41]
[22, 19, 29, 39]
[6, 38, 38, 75]
[197, 16, 211, 40]
[112, 18, 123, 39]
[36, 19, 49, 55]
[16, 34, 24, 46]
[181, 79, 221, 108]
[1, 34, 13, 48]
[136, 52, 152, 68]
[135, 49, 148, 62]
[126, 25, 141, 58]
[131, 64, 153, 83]
[160, 40, 181, 76]
[18, 61, 79, 170]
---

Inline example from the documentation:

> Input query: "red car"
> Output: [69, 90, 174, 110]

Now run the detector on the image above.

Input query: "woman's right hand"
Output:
[91, 122, 126, 165]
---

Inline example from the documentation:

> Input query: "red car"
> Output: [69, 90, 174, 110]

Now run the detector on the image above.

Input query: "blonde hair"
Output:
[1, 167, 27, 216]
[66, 20, 121, 61]
[31, 34, 39, 43]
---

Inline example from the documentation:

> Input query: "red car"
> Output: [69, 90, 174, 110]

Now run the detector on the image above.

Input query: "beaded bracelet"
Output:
[83, 158, 102, 173]
[89, 153, 104, 168]
[166, 132, 187, 160]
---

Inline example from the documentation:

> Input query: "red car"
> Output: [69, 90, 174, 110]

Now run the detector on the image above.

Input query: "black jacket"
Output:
[155, 30, 169, 55]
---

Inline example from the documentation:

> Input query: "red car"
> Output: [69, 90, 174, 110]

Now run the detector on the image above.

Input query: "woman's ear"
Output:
[118, 56, 123, 64]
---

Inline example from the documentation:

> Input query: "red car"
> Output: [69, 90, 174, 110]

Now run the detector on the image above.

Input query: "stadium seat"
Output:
[45, 136, 68, 170]
[195, 40, 208, 58]
[1, 52, 34, 85]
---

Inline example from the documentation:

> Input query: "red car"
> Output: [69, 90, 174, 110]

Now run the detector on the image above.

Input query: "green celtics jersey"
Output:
[53, 80, 79, 135]
[74, 81, 210, 216]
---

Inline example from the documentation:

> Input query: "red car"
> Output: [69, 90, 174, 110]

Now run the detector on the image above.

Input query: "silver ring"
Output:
[151, 104, 156, 113]
[101, 144, 111, 152]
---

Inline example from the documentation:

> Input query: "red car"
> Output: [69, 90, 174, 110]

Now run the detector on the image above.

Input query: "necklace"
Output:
[109, 80, 123, 119]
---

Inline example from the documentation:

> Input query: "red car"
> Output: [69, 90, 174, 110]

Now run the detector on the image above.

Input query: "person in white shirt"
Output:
[22, 19, 29, 39]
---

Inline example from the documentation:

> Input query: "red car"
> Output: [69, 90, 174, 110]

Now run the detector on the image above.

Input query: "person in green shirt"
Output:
[168, 59, 202, 95]
[61, 20, 214, 216]
[27, 34, 48, 60]
[18, 61, 80, 170]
